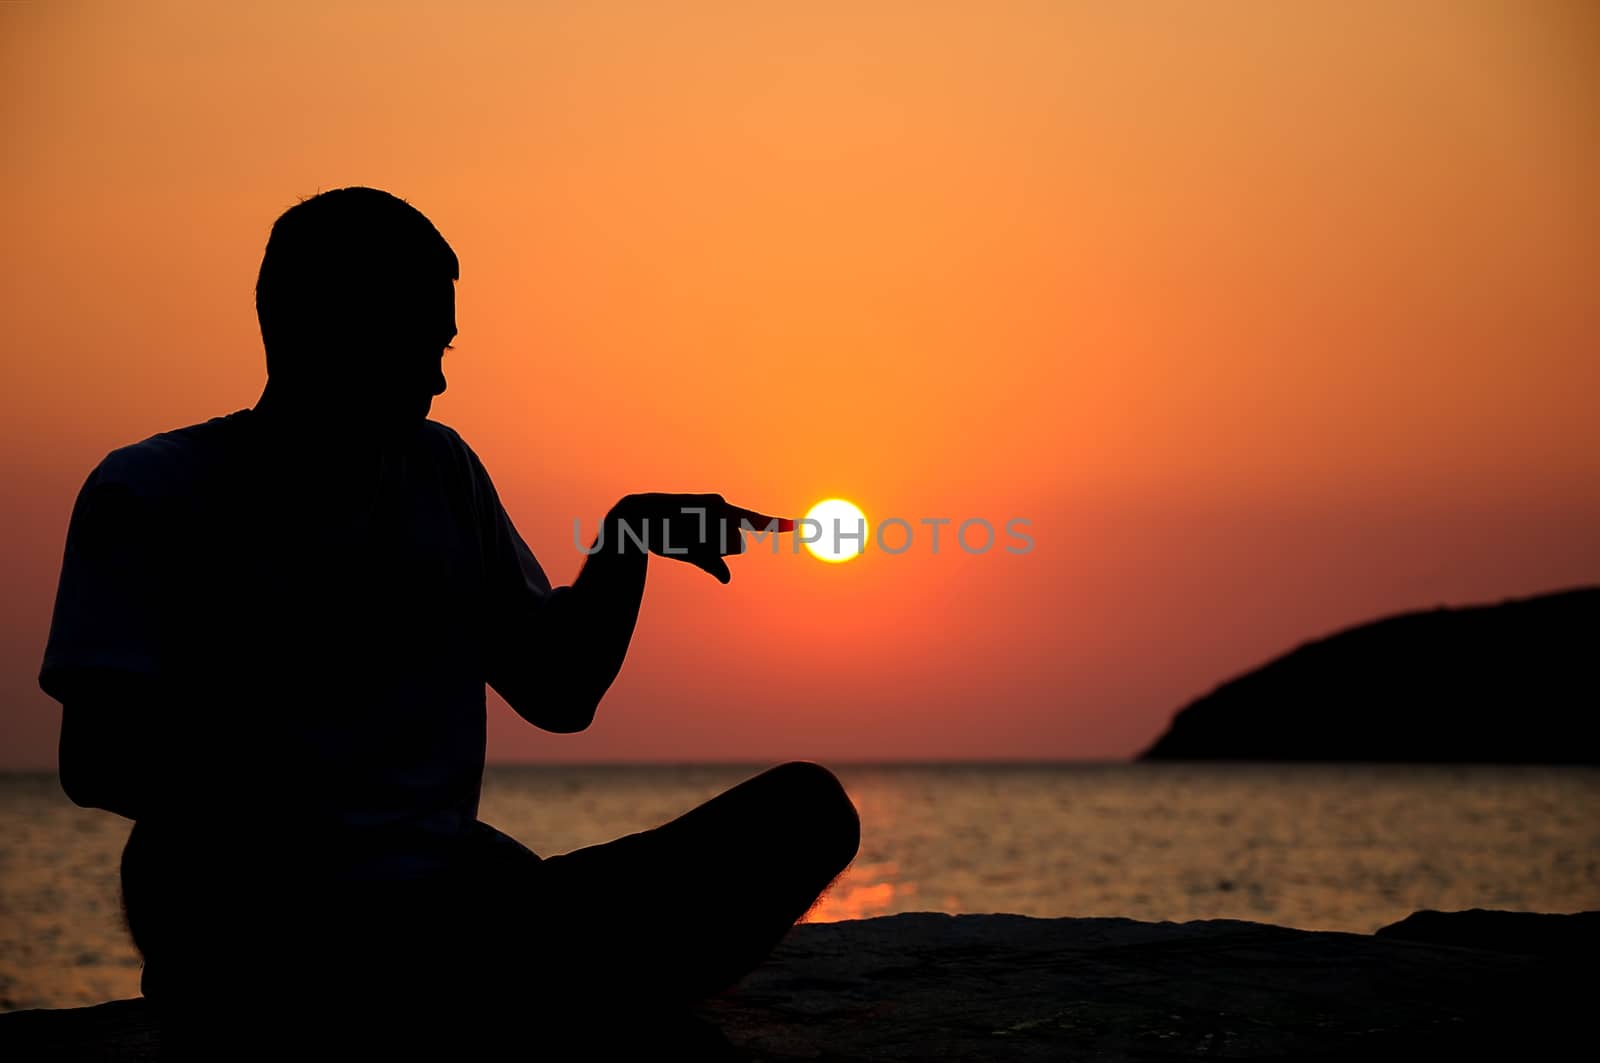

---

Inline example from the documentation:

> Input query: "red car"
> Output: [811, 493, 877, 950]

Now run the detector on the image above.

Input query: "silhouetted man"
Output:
[40, 187, 859, 1052]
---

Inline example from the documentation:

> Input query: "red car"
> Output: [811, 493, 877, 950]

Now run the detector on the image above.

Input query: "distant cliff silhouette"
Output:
[1141, 588, 1598, 763]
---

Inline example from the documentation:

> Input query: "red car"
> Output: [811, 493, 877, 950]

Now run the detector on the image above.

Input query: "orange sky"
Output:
[2, 1, 1596, 767]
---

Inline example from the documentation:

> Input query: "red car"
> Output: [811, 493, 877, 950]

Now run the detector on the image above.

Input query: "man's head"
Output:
[256, 187, 458, 426]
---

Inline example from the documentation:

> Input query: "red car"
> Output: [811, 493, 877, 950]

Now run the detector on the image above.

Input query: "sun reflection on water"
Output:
[803, 861, 920, 922]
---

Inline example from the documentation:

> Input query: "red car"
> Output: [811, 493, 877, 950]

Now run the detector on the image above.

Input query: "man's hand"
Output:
[611, 493, 795, 584]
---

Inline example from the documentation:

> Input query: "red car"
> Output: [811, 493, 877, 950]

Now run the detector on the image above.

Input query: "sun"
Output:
[804, 498, 868, 563]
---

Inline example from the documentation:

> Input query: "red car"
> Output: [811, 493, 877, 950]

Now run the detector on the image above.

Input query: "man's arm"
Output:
[490, 500, 647, 733]
[57, 672, 170, 820]
[487, 492, 791, 734]
[42, 466, 175, 819]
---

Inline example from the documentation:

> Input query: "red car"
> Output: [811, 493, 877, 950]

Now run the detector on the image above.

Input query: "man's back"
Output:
[41, 409, 545, 877]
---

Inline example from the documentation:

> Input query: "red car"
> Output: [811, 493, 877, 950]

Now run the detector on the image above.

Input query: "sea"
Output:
[3, 762, 1597, 1011]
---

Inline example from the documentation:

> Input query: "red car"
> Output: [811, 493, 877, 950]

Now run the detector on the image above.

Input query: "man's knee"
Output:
[760, 761, 860, 873]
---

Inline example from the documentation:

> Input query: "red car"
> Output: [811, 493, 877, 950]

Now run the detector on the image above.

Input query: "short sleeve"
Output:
[459, 441, 560, 669]
[491, 492, 554, 607]
[39, 466, 167, 702]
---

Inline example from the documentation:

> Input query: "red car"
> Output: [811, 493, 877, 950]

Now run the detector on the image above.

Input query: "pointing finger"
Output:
[726, 506, 796, 534]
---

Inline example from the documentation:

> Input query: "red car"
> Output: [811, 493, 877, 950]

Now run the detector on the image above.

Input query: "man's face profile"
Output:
[370, 273, 456, 425]
[311, 271, 456, 430]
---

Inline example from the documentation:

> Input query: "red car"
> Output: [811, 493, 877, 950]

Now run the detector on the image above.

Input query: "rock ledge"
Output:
[3, 911, 1588, 1060]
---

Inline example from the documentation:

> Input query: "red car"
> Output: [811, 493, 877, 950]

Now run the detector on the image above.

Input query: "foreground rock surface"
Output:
[3, 911, 1587, 1060]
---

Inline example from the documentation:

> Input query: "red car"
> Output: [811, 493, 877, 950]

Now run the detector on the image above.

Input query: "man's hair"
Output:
[255, 187, 459, 377]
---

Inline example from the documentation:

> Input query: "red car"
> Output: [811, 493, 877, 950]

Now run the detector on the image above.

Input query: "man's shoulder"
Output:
[414, 420, 513, 524]
[416, 418, 490, 479]
[418, 417, 468, 452]
[90, 410, 253, 499]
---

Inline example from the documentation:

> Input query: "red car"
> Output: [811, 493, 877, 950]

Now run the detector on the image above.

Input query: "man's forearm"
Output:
[563, 499, 650, 696]
[503, 498, 650, 731]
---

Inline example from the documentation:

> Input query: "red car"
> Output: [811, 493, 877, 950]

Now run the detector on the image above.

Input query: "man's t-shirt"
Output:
[39, 409, 555, 878]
